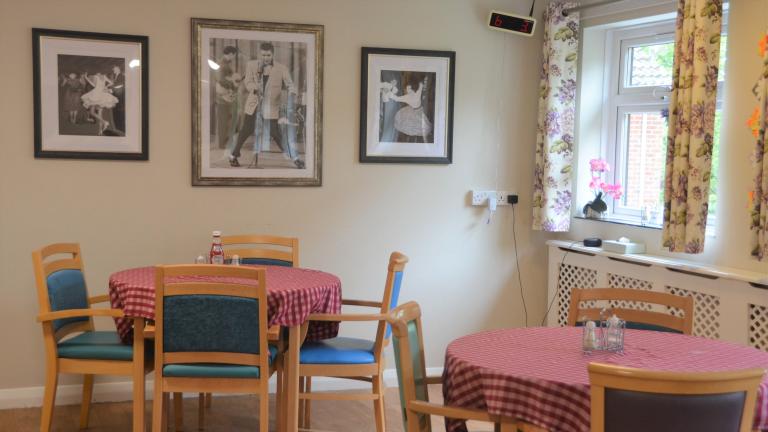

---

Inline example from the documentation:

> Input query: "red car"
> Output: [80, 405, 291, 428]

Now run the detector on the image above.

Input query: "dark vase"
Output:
[583, 192, 608, 218]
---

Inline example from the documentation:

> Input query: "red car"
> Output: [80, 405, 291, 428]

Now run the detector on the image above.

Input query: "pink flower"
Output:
[601, 183, 623, 200]
[589, 158, 610, 173]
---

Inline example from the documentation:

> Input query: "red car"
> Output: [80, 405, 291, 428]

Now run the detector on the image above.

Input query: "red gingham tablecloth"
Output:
[108, 266, 342, 343]
[443, 327, 768, 432]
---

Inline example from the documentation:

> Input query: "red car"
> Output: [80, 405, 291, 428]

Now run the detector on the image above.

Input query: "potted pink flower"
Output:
[583, 159, 623, 218]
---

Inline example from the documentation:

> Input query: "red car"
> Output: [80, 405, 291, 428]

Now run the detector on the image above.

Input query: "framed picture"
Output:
[360, 47, 455, 164]
[33, 28, 148, 160]
[192, 18, 323, 186]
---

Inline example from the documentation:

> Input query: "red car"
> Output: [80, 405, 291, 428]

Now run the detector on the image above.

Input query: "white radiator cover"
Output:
[546, 241, 768, 349]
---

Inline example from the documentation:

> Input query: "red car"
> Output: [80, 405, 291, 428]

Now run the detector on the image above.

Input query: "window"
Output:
[600, 19, 727, 227]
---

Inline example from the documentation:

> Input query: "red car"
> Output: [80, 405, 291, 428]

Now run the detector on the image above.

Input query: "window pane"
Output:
[709, 109, 722, 218]
[621, 112, 667, 214]
[627, 42, 674, 87]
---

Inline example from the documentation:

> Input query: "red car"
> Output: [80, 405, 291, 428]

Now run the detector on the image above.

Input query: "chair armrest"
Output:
[407, 400, 496, 422]
[37, 308, 124, 322]
[306, 312, 387, 322]
[341, 299, 383, 308]
[88, 294, 111, 305]
[424, 376, 443, 385]
[267, 325, 281, 341]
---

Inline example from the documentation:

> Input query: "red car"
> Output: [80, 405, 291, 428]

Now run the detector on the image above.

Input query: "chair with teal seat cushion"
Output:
[388, 301, 515, 432]
[58, 331, 135, 361]
[33, 243, 152, 432]
[298, 252, 408, 432]
[151, 264, 280, 432]
[567, 287, 694, 335]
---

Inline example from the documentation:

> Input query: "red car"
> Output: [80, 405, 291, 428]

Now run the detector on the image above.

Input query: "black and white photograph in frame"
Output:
[360, 47, 454, 164]
[33, 28, 148, 160]
[192, 18, 323, 186]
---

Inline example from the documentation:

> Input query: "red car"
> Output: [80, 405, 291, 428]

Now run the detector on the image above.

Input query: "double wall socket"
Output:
[471, 190, 511, 206]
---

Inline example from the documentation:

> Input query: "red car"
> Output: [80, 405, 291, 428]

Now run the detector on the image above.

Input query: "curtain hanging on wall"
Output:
[750, 32, 768, 261]
[532, 1, 580, 232]
[661, 0, 723, 253]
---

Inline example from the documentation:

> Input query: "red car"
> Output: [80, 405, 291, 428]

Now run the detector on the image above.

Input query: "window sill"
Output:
[573, 215, 662, 230]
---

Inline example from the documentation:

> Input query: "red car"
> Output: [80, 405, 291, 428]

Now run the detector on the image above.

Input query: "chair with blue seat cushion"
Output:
[298, 252, 408, 432]
[388, 302, 520, 432]
[589, 362, 765, 432]
[567, 288, 694, 335]
[151, 264, 280, 432]
[33, 243, 152, 432]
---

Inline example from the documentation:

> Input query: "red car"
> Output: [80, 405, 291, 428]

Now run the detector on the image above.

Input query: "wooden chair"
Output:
[221, 234, 299, 267]
[297, 252, 408, 432]
[568, 288, 694, 334]
[387, 301, 522, 432]
[151, 264, 280, 432]
[588, 362, 765, 432]
[33, 243, 151, 432]
[187, 234, 296, 430]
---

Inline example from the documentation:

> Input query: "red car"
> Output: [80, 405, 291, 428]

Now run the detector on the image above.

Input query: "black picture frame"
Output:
[360, 47, 455, 164]
[191, 18, 324, 186]
[33, 28, 149, 160]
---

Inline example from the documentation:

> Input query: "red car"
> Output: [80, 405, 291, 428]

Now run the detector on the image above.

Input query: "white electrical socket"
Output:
[471, 190, 511, 206]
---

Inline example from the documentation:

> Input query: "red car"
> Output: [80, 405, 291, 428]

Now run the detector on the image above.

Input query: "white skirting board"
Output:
[0, 367, 444, 410]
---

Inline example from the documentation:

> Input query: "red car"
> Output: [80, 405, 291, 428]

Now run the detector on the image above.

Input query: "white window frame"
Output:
[600, 17, 726, 225]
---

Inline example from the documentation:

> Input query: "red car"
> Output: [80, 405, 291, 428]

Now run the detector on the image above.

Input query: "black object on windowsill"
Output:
[583, 238, 602, 247]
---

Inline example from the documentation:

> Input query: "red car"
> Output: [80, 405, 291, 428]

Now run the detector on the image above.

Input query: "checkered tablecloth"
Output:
[108, 266, 342, 343]
[443, 327, 768, 432]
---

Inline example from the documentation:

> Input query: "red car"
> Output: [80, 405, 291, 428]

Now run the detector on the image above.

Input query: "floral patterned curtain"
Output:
[662, 0, 723, 253]
[750, 32, 768, 261]
[532, 2, 579, 232]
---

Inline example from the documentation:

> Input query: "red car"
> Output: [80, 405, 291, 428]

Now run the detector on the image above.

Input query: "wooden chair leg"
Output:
[152, 387, 164, 432]
[132, 368, 145, 432]
[276, 369, 283, 432]
[79, 374, 94, 429]
[303, 377, 312, 429]
[205, 393, 212, 409]
[372, 374, 385, 432]
[40, 365, 58, 432]
[298, 377, 305, 428]
[173, 392, 184, 431]
[198, 393, 205, 430]
[259, 388, 269, 432]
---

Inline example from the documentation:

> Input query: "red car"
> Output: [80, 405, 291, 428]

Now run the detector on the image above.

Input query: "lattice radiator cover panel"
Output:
[556, 263, 597, 326]
[749, 304, 768, 350]
[666, 286, 720, 339]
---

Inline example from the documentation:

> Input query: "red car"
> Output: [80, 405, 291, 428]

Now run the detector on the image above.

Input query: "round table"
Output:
[443, 326, 768, 432]
[108, 265, 342, 343]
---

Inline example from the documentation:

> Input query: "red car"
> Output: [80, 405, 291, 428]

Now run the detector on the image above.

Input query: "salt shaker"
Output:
[231, 254, 241, 266]
[195, 255, 207, 264]
[582, 320, 600, 352]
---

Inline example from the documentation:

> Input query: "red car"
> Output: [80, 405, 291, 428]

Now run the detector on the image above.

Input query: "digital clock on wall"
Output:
[488, 10, 537, 37]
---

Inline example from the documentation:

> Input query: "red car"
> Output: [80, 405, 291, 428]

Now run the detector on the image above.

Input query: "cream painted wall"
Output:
[570, 0, 768, 275]
[0, 0, 552, 390]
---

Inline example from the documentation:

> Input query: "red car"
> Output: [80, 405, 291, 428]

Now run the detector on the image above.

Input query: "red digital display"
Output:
[489, 12, 535, 35]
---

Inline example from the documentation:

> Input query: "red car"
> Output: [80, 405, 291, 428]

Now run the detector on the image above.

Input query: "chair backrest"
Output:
[373, 252, 409, 358]
[220, 234, 299, 267]
[154, 264, 269, 374]
[568, 288, 693, 335]
[388, 301, 431, 432]
[32, 243, 94, 342]
[589, 362, 765, 432]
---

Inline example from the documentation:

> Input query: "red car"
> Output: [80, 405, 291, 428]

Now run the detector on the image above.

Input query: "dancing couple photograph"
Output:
[57, 54, 126, 137]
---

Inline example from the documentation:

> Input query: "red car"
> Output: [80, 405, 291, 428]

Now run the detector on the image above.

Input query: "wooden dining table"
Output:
[442, 326, 768, 432]
[108, 265, 343, 432]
